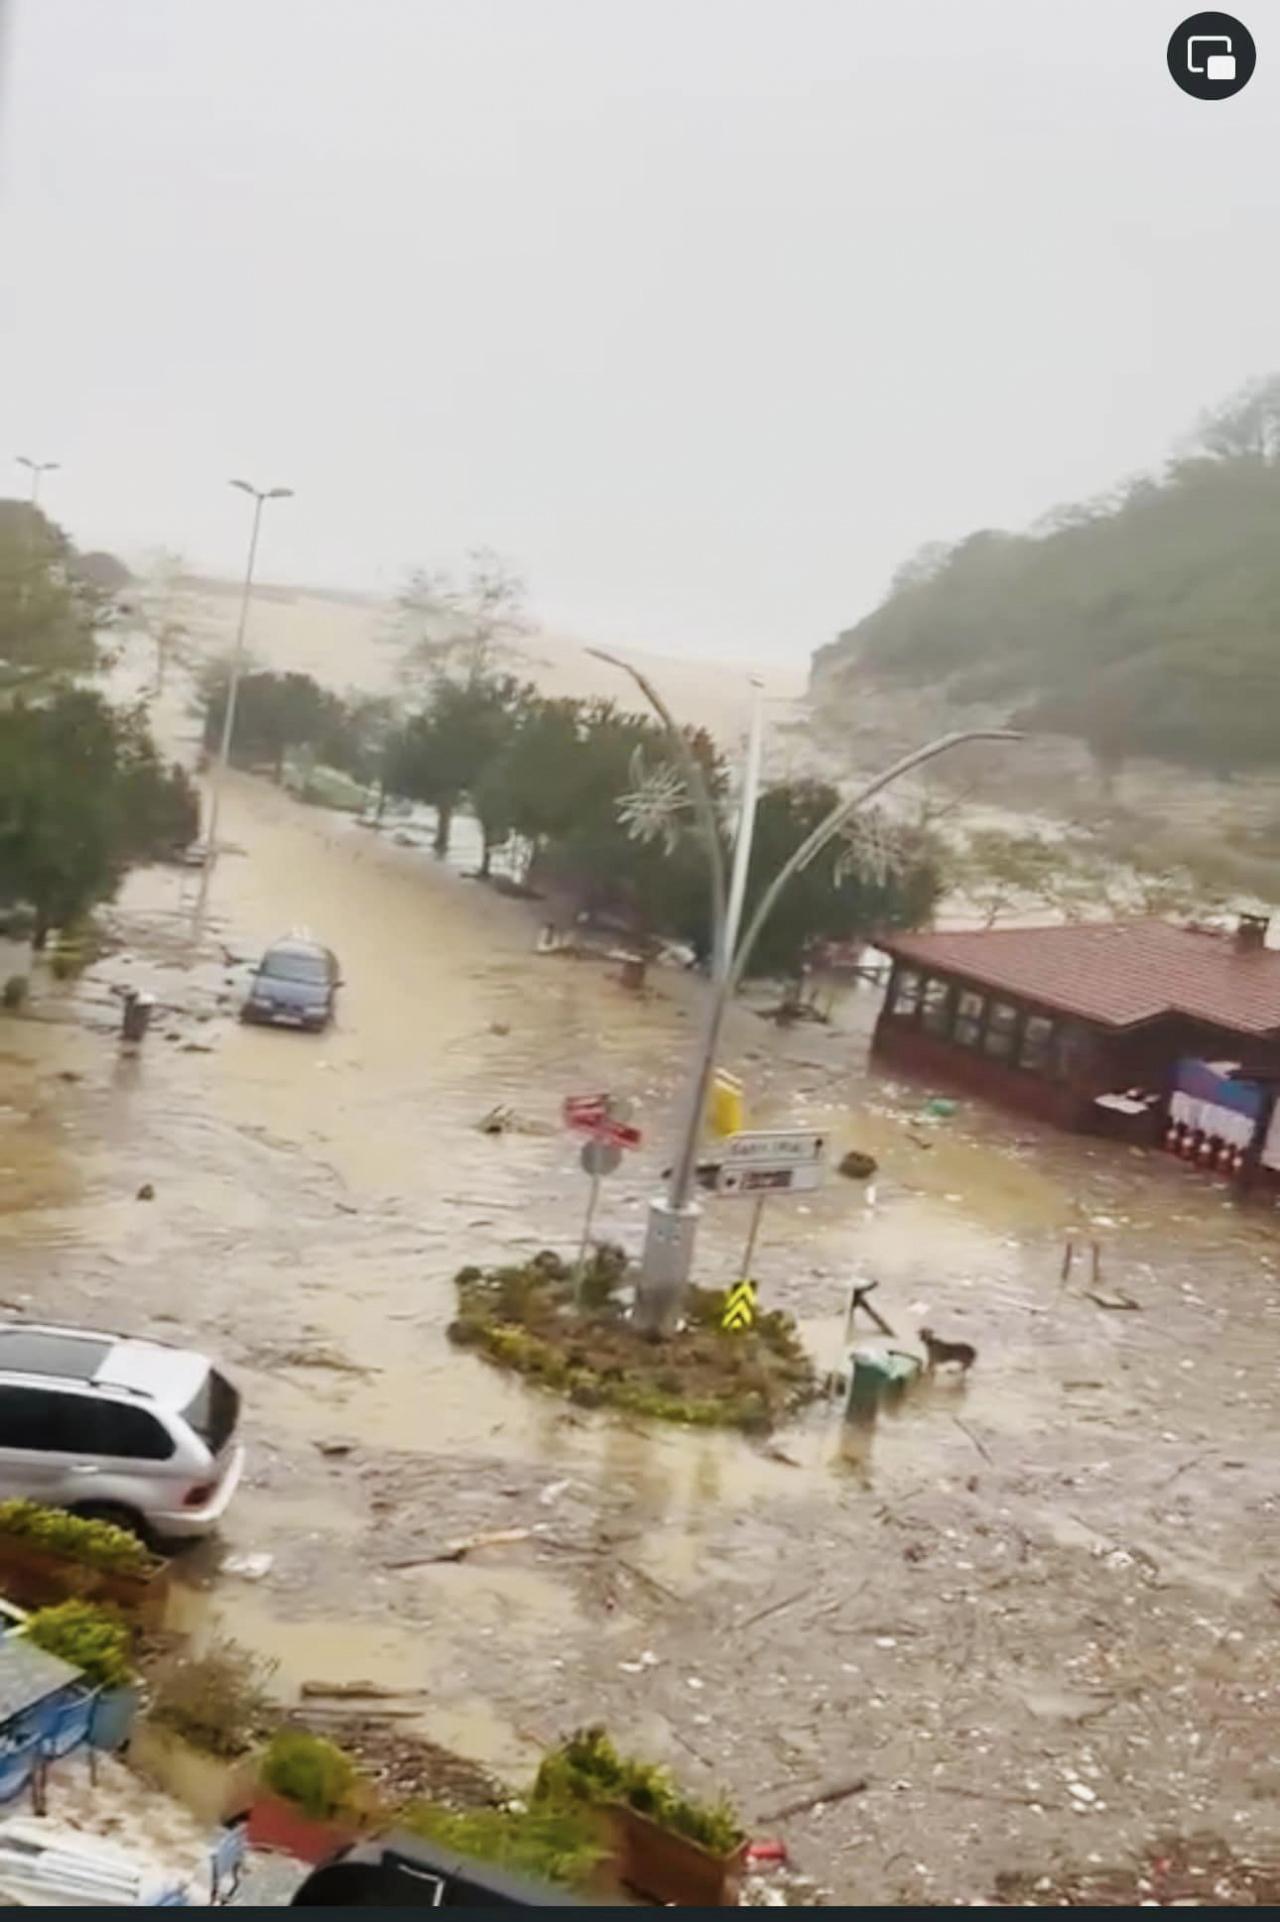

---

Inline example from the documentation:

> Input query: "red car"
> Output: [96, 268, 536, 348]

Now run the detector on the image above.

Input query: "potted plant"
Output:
[23, 1600, 139, 1750]
[401, 1801, 605, 1893]
[248, 1729, 378, 1864]
[131, 1639, 275, 1826]
[534, 1727, 747, 1907]
[0, 1501, 169, 1623]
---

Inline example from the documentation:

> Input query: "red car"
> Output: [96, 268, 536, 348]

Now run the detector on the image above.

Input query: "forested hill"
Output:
[810, 375, 1280, 780]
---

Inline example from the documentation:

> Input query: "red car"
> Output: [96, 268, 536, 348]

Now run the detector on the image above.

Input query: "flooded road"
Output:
[2, 768, 1279, 1902]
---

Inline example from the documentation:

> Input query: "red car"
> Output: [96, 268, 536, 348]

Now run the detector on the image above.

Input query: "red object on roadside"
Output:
[745, 1840, 789, 1864]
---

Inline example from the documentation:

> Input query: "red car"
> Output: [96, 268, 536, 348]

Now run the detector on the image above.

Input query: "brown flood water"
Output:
[2, 766, 1279, 1902]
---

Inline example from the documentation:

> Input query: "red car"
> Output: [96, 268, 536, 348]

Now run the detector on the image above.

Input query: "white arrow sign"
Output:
[718, 1162, 824, 1197]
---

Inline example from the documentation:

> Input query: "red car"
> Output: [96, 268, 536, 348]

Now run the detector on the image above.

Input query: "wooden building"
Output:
[872, 916, 1280, 1180]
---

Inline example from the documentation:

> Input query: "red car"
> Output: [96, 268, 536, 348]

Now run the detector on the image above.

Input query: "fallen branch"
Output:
[932, 1783, 1051, 1809]
[951, 1415, 994, 1464]
[300, 1681, 424, 1701]
[385, 1527, 531, 1570]
[734, 1586, 813, 1636]
[757, 1776, 868, 1823]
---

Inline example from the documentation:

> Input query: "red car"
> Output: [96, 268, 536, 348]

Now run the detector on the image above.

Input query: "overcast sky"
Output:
[0, 0, 1275, 661]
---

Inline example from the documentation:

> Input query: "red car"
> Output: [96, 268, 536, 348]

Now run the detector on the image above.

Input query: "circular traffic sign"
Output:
[580, 1138, 623, 1178]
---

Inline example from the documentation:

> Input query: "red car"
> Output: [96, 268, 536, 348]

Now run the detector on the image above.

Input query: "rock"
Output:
[135, 1183, 155, 1201]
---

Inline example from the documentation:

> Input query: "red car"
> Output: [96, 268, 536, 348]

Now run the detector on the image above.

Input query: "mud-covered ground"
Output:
[1, 770, 1278, 1904]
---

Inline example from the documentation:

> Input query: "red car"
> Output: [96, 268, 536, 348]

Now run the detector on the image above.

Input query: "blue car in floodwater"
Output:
[241, 936, 341, 1031]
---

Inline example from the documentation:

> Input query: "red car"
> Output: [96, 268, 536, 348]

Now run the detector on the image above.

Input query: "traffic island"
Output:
[447, 1247, 817, 1433]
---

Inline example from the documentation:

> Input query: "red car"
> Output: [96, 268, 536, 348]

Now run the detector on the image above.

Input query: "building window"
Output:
[1019, 1013, 1055, 1074]
[953, 989, 986, 1048]
[890, 968, 922, 1019]
[983, 999, 1020, 1061]
[921, 977, 953, 1037]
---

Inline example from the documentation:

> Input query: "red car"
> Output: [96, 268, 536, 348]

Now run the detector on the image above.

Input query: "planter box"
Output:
[128, 1721, 262, 1827]
[608, 1803, 747, 1907]
[0, 1535, 170, 1626]
[247, 1789, 360, 1866]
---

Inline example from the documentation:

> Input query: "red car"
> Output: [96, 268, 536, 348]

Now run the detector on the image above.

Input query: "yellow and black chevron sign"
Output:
[721, 1280, 757, 1332]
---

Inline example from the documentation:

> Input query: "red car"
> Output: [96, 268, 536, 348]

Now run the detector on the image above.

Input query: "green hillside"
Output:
[812, 375, 1280, 780]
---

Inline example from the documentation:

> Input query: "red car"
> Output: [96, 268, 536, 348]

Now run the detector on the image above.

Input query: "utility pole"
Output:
[191, 478, 293, 941]
[590, 647, 1021, 1335]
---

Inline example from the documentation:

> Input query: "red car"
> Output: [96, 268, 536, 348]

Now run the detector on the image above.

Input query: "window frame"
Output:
[920, 975, 955, 1038]
[1018, 1011, 1058, 1076]
[983, 998, 1022, 1062]
[953, 987, 988, 1050]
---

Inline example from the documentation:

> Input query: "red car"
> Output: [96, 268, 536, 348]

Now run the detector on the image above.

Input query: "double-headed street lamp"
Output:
[15, 456, 59, 508]
[590, 647, 1020, 1332]
[191, 478, 293, 939]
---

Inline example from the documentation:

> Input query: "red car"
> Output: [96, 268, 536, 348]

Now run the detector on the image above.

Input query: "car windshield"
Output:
[181, 1369, 240, 1455]
[261, 949, 329, 985]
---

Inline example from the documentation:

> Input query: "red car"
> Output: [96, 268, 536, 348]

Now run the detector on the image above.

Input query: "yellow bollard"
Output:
[708, 1070, 744, 1139]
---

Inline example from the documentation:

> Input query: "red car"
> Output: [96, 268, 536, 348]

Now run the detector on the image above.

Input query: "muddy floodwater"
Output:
[2, 771, 1279, 1903]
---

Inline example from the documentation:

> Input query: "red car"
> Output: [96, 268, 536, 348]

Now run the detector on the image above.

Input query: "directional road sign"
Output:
[723, 1129, 826, 1167]
[718, 1162, 824, 1197]
[721, 1280, 757, 1331]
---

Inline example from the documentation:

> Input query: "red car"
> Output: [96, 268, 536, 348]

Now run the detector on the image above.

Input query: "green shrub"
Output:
[150, 1638, 276, 1759]
[0, 1500, 152, 1573]
[1, 975, 28, 1012]
[403, 1801, 604, 1890]
[534, 1726, 743, 1856]
[25, 1600, 134, 1690]
[261, 1729, 359, 1820]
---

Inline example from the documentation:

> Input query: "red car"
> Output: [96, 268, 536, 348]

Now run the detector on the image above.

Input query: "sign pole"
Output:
[740, 1194, 767, 1281]
[574, 1169, 603, 1302]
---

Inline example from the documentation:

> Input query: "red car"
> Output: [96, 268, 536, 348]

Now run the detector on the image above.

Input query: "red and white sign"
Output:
[562, 1094, 610, 1132]
[562, 1093, 643, 1152]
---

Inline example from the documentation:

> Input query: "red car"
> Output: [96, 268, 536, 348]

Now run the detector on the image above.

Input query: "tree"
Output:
[200, 669, 349, 783]
[814, 372, 1280, 779]
[391, 548, 529, 690]
[384, 675, 526, 860]
[0, 503, 105, 693]
[1190, 371, 1280, 463]
[729, 782, 941, 977]
[0, 691, 197, 946]
[129, 549, 198, 692]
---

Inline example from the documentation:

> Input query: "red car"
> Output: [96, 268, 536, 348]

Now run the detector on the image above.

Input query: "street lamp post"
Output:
[15, 456, 59, 509]
[591, 645, 1021, 1332]
[191, 479, 293, 940]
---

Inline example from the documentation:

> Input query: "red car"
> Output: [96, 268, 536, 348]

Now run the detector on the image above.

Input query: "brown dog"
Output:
[919, 1326, 977, 1373]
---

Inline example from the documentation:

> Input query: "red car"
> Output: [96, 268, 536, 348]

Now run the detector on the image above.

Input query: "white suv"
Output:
[0, 1325, 244, 1543]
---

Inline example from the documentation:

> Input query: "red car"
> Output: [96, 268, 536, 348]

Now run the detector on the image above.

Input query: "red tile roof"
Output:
[879, 921, 1280, 1036]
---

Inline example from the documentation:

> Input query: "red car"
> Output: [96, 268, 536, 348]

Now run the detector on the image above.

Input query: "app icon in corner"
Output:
[1168, 12, 1256, 98]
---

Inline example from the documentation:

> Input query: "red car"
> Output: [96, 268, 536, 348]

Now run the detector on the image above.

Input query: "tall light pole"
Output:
[591, 645, 1021, 1332]
[15, 456, 59, 509]
[191, 478, 293, 939]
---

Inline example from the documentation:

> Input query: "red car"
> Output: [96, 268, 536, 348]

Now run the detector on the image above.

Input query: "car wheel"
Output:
[69, 1501, 150, 1543]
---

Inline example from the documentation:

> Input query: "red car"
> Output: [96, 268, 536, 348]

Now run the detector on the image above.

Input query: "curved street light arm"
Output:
[725, 728, 1023, 996]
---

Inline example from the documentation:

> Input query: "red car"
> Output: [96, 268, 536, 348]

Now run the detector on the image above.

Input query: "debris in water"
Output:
[385, 1528, 532, 1569]
[135, 1182, 155, 1201]
[223, 1550, 274, 1581]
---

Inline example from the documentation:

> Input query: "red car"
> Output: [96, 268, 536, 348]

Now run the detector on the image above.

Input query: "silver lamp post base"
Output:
[635, 1196, 701, 1335]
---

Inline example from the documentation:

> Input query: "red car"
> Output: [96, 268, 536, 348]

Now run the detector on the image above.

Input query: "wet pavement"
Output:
[1, 768, 1279, 1903]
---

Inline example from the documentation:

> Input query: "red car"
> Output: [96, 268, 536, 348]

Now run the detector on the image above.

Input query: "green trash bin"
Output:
[845, 1347, 921, 1423]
